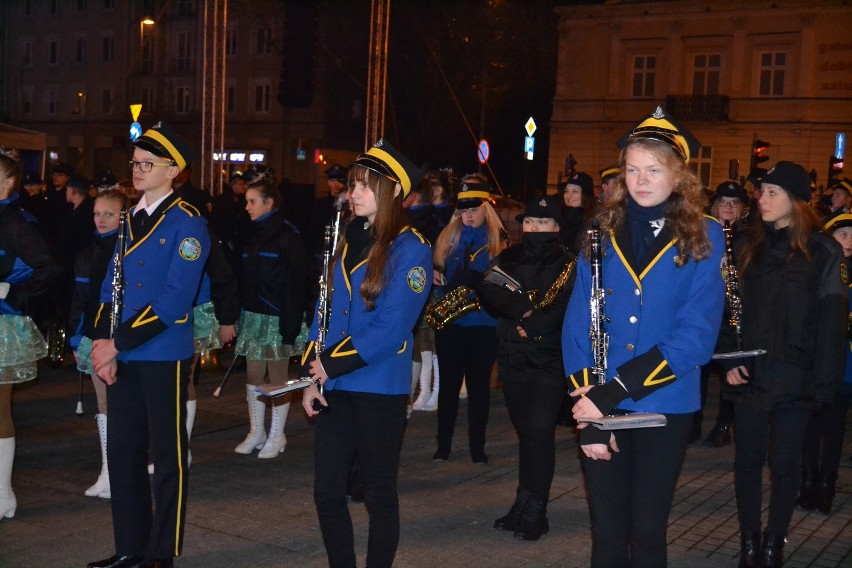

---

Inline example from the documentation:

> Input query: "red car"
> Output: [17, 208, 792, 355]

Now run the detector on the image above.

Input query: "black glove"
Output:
[579, 425, 611, 446]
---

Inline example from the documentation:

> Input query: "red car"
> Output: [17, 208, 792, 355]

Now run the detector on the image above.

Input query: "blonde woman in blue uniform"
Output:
[302, 140, 432, 568]
[431, 174, 505, 463]
[564, 107, 725, 567]
[89, 122, 209, 568]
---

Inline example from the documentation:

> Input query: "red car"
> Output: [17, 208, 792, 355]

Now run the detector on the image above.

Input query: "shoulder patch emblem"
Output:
[179, 237, 202, 261]
[407, 266, 427, 293]
[841, 262, 848, 286]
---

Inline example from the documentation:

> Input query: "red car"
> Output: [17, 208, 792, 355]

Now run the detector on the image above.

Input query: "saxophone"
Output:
[425, 285, 481, 330]
[109, 209, 128, 337]
[588, 222, 609, 385]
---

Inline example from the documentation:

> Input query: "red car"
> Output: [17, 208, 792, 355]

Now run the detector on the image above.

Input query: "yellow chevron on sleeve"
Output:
[397, 340, 407, 354]
[94, 303, 105, 327]
[301, 341, 315, 366]
[330, 336, 358, 358]
[131, 305, 160, 328]
[643, 359, 675, 387]
[174, 313, 188, 323]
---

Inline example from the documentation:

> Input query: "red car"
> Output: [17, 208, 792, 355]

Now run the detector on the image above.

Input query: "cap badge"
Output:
[651, 106, 666, 119]
[539, 199, 547, 207]
[767, 166, 776, 174]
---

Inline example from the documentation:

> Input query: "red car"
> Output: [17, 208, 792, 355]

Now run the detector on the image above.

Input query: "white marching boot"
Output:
[422, 352, 440, 411]
[408, 358, 422, 417]
[258, 402, 289, 459]
[85, 414, 111, 498]
[0, 437, 16, 519]
[412, 351, 433, 410]
[186, 399, 196, 467]
[235, 385, 267, 454]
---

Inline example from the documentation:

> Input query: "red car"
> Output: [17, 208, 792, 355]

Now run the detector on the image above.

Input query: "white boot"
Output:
[85, 414, 110, 498]
[459, 376, 468, 400]
[186, 399, 196, 467]
[412, 351, 433, 410]
[422, 352, 440, 411]
[258, 402, 289, 459]
[235, 385, 267, 454]
[0, 437, 16, 519]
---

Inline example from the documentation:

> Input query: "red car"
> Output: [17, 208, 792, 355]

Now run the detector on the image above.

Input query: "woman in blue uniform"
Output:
[720, 162, 846, 567]
[0, 148, 58, 520]
[301, 140, 432, 568]
[564, 107, 726, 567]
[69, 188, 129, 500]
[431, 174, 505, 463]
[233, 166, 306, 459]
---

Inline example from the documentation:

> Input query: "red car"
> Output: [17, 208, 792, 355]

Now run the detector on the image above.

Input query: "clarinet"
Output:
[109, 209, 128, 337]
[588, 222, 609, 385]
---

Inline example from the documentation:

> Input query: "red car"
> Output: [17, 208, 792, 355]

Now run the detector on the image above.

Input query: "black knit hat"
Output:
[761, 161, 811, 202]
[563, 171, 594, 198]
[515, 194, 563, 223]
[712, 181, 747, 204]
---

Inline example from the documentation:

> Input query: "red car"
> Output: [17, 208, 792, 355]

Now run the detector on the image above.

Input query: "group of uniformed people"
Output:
[1, 105, 850, 568]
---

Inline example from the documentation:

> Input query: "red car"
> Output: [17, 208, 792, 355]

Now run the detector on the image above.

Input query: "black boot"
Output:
[796, 466, 818, 510]
[760, 534, 784, 568]
[703, 423, 731, 447]
[737, 531, 761, 568]
[493, 488, 530, 531]
[818, 471, 837, 514]
[87, 555, 144, 568]
[513, 497, 549, 541]
[688, 413, 702, 444]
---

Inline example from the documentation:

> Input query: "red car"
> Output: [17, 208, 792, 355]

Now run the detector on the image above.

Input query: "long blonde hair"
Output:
[433, 200, 504, 271]
[588, 138, 712, 265]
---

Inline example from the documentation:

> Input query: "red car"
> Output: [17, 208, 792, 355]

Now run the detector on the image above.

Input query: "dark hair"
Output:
[346, 164, 408, 310]
[738, 196, 819, 273]
[246, 178, 281, 209]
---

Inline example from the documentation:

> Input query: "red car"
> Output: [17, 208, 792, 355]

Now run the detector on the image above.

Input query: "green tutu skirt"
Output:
[0, 314, 48, 384]
[76, 336, 93, 374]
[193, 302, 222, 354]
[234, 311, 308, 361]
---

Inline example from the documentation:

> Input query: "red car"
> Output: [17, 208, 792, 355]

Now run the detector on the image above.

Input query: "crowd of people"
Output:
[0, 105, 850, 568]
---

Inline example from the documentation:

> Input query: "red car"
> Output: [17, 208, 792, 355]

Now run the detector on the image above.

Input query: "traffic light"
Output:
[750, 139, 771, 177]
[828, 155, 844, 187]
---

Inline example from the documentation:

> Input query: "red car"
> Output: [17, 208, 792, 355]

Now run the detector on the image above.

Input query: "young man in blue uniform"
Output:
[89, 122, 210, 568]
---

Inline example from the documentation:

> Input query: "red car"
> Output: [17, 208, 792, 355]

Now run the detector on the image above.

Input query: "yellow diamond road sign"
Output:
[525, 117, 537, 137]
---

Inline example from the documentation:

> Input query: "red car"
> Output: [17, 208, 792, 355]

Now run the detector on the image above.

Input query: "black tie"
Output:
[135, 209, 149, 230]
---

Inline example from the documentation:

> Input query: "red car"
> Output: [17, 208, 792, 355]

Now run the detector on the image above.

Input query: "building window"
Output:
[632, 55, 656, 98]
[78, 0, 88, 11]
[23, 42, 34, 65]
[48, 40, 59, 65]
[72, 91, 87, 115]
[226, 84, 236, 113]
[226, 28, 238, 57]
[102, 88, 113, 115]
[103, 0, 115, 8]
[176, 31, 192, 72]
[76, 39, 87, 64]
[692, 53, 720, 95]
[759, 51, 786, 96]
[25, 0, 34, 16]
[175, 86, 191, 114]
[103, 37, 114, 62]
[177, 0, 194, 17]
[256, 27, 272, 55]
[255, 83, 271, 113]
[48, 89, 59, 114]
[689, 146, 712, 191]
[50, 0, 60, 14]
[142, 39, 154, 73]
[140, 87, 153, 112]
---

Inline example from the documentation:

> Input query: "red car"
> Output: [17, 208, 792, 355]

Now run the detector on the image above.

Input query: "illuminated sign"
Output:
[213, 150, 266, 163]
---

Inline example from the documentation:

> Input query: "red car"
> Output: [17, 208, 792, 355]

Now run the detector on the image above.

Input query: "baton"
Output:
[213, 354, 243, 398]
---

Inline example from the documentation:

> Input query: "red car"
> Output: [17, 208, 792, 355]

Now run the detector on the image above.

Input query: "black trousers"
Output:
[107, 359, 190, 560]
[502, 379, 565, 501]
[583, 412, 692, 568]
[435, 324, 497, 454]
[733, 399, 810, 536]
[802, 386, 852, 481]
[698, 362, 734, 427]
[313, 390, 408, 568]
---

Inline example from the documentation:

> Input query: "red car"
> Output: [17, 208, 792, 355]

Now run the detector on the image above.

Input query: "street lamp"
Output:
[139, 17, 155, 50]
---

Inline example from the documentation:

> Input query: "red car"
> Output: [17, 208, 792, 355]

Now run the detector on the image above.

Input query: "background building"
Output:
[549, 0, 852, 193]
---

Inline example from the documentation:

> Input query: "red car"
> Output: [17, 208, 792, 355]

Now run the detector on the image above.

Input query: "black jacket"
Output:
[68, 231, 116, 346]
[719, 226, 847, 408]
[477, 232, 575, 384]
[0, 195, 60, 316]
[238, 210, 307, 344]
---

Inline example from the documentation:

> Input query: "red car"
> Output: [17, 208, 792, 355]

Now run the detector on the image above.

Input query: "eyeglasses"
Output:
[128, 160, 174, 172]
[717, 200, 740, 208]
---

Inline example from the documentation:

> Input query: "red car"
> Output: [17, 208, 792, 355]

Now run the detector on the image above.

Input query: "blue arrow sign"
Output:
[836, 133, 845, 160]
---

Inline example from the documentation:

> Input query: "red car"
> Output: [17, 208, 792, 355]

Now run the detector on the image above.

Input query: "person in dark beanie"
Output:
[478, 194, 575, 541]
[718, 161, 846, 567]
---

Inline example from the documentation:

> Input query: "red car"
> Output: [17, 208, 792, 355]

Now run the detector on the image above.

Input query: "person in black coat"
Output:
[232, 168, 307, 459]
[560, 171, 595, 252]
[477, 194, 576, 541]
[719, 162, 847, 567]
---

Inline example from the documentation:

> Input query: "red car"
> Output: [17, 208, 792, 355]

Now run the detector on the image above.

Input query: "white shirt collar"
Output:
[135, 190, 173, 216]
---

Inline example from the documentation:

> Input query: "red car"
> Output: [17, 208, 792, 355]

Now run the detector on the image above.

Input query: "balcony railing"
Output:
[665, 95, 730, 121]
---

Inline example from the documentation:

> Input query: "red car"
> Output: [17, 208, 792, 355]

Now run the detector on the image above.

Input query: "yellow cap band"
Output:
[457, 190, 491, 200]
[144, 129, 186, 171]
[634, 116, 690, 162]
[824, 212, 852, 231]
[367, 147, 411, 195]
[600, 166, 619, 180]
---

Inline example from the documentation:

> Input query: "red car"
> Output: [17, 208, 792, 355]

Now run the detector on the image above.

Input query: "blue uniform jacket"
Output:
[563, 217, 725, 414]
[302, 227, 432, 395]
[438, 224, 497, 327]
[96, 193, 210, 361]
